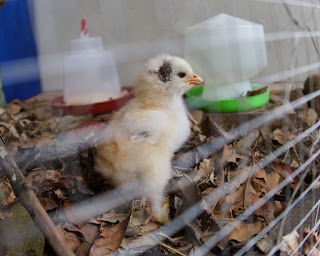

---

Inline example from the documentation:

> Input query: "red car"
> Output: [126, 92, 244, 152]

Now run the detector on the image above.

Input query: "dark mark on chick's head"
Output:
[158, 62, 172, 83]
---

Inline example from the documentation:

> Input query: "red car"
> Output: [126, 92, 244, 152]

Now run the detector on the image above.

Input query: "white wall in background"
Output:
[33, 0, 320, 91]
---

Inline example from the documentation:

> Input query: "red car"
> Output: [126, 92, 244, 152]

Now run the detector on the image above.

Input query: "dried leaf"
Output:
[280, 231, 300, 256]
[198, 158, 215, 178]
[54, 188, 67, 200]
[225, 183, 259, 213]
[229, 221, 265, 242]
[190, 110, 204, 124]
[126, 219, 159, 237]
[0, 122, 20, 138]
[177, 178, 202, 210]
[188, 112, 202, 134]
[19, 136, 54, 150]
[0, 107, 5, 116]
[66, 223, 99, 256]
[121, 235, 155, 250]
[272, 128, 285, 145]
[222, 144, 241, 164]
[39, 198, 58, 211]
[97, 210, 130, 224]
[218, 220, 265, 250]
[0, 181, 16, 207]
[301, 108, 318, 127]
[252, 170, 268, 196]
[254, 201, 276, 223]
[265, 170, 282, 190]
[0, 126, 6, 136]
[256, 235, 274, 254]
[6, 102, 22, 115]
[273, 163, 299, 189]
[126, 205, 151, 230]
[56, 224, 82, 252]
[253, 169, 282, 192]
[200, 187, 222, 214]
[89, 213, 131, 256]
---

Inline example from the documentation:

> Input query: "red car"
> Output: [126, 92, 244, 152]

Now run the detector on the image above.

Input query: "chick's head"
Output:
[136, 54, 203, 95]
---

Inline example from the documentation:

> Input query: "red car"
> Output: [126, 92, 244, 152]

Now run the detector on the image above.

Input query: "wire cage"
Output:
[1, 0, 320, 256]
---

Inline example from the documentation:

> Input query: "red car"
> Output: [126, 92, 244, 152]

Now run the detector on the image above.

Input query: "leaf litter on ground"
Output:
[0, 90, 319, 255]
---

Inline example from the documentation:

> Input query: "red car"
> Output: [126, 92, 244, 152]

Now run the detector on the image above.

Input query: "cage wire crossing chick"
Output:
[95, 54, 203, 223]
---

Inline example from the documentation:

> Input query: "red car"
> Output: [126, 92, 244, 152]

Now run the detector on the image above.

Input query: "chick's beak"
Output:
[186, 72, 204, 86]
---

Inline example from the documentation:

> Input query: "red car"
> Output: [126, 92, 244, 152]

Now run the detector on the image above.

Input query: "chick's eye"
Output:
[177, 72, 186, 78]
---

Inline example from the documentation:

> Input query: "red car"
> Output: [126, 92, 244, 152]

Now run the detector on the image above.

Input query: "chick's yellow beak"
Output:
[186, 72, 204, 86]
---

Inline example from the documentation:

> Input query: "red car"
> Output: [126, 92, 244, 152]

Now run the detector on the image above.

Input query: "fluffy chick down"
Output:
[95, 54, 203, 223]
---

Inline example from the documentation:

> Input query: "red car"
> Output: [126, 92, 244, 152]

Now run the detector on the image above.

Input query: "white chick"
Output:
[95, 54, 203, 223]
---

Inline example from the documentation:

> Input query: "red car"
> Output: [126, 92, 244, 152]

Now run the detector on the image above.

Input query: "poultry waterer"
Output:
[185, 13, 269, 113]
[63, 19, 121, 105]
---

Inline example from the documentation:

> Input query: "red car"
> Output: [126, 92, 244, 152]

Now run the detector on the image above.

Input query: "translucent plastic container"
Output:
[185, 13, 267, 100]
[63, 35, 121, 105]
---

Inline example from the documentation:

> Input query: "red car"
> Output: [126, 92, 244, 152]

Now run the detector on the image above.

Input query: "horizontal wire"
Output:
[254, 61, 320, 84]
[117, 121, 320, 255]
[62, 182, 140, 226]
[194, 147, 320, 256]
[265, 30, 320, 42]
[256, 0, 320, 9]
[237, 169, 320, 256]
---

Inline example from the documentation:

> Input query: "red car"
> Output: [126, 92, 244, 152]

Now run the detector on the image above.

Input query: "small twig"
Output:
[243, 151, 255, 209]
[292, 145, 301, 166]
[282, 149, 290, 163]
[0, 137, 75, 256]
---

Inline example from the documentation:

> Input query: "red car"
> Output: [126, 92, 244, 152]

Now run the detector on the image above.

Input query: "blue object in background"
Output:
[0, 0, 41, 103]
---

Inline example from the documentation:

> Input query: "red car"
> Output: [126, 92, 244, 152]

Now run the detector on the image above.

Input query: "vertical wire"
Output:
[308, 3, 320, 230]
[299, 4, 320, 244]
[272, 2, 293, 240]
[298, 5, 310, 253]
[271, 3, 286, 84]
[311, 3, 320, 63]
[302, 6, 320, 249]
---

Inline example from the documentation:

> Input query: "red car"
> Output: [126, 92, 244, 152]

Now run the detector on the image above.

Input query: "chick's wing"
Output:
[119, 109, 169, 144]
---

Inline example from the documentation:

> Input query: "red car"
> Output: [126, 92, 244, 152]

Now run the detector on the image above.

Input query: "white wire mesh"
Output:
[2, 0, 320, 255]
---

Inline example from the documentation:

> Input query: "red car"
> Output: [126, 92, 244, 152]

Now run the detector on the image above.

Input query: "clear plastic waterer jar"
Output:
[184, 13, 267, 101]
[63, 19, 121, 105]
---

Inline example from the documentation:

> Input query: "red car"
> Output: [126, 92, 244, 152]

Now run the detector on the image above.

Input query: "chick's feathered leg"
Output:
[140, 162, 171, 224]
